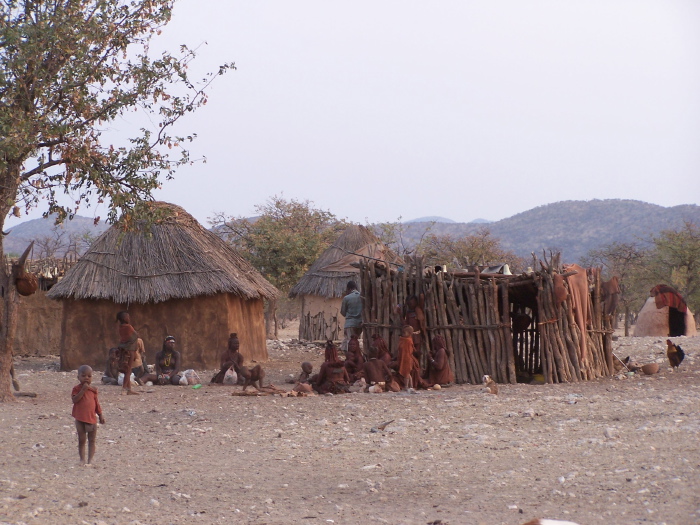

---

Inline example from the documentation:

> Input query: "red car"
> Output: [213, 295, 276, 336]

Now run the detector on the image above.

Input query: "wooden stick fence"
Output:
[300, 311, 341, 341]
[359, 256, 614, 384]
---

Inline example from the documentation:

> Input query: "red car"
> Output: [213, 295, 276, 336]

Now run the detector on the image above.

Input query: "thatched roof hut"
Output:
[48, 202, 278, 371]
[289, 224, 403, 341]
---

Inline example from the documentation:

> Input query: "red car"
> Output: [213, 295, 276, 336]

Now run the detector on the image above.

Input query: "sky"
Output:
[8, 1, 700, 229]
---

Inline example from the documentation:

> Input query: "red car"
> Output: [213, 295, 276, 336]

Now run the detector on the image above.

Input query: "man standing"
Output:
[340, 280, 363, 354]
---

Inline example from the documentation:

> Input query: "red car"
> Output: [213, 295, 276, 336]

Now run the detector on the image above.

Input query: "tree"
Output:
[422, 227, 526, 272]
[646, 220, 700, 313]
[581, 241, 648, 335]
[0, 0, 231, 401]
[34, 224, 66, 259]
[373, 218, 434, 258]
[211, 196, 345, 338]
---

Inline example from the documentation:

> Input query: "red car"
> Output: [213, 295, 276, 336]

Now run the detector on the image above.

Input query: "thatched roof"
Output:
[289, 224, 403, 299]
[48, 202, 278, 304]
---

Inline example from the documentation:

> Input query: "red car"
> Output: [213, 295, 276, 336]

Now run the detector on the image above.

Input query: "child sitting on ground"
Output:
[71, 365, 105, 465]
[293, 362, 314, 393]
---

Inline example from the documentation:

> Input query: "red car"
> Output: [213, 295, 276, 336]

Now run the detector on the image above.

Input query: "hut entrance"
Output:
[508, 280, 540, 382]
[359, 256, 614, 384]
[668, 307, 686, 337]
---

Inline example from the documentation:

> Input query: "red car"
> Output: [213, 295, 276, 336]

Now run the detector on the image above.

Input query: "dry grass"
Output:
[47, 202, 278, 304]
[289, 224, 403, 299]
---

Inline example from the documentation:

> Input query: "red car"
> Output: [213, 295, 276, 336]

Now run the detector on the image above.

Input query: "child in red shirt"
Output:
[71, 365, 105, 464]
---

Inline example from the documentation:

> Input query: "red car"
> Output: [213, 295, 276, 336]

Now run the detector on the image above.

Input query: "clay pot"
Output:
[641, 363, 659, 375]
[16, 274, 38, 296]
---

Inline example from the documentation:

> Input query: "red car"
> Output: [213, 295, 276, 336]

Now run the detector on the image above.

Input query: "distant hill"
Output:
[395, 200, 700, 263]
[6, 200, 700, 264]
[405, 216, 456, 224]
[4, 215, 109, 257]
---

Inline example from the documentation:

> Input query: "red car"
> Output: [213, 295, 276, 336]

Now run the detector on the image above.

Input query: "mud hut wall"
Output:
[299, 295, 342, 341]
[225, 295, 268, 363]
[633, 297, 697, 337]
[58, 294, 267, 371]
[14, 290, 62, 356]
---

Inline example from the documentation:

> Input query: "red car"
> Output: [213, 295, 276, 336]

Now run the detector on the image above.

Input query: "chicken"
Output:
[666, 339, 685, 369]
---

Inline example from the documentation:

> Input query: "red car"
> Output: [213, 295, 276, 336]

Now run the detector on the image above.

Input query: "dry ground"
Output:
[1, 324, 699, 525]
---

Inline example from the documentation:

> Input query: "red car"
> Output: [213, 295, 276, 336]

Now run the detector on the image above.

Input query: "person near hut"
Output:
[340, 280, 363, 354]
[371, 333, 392, 366]
[392, 325, 428, 390]
[344, 335, 366, 381]
[397, 294, 427, 351]
[101, 347, 120, 385]
[141, 336, 183, 385]
[210, 333, 245, 384]
[131, 338, 147, 385]
[71, 365, 105, 465]
[426, 335, 454, 386]
[324, 339, 341, 363]
[314, 353, 351, 395]
[363, 345, 394, 389]
[116, 311, 139, 395]
[291, 362, 315, 393]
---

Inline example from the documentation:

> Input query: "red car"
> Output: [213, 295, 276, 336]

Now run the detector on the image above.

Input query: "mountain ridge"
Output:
[5, 199, 699, 263]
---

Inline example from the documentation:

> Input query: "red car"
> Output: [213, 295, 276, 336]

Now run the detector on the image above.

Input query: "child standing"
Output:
[71, 365, 105, 465]
[116, 311, 139, 395]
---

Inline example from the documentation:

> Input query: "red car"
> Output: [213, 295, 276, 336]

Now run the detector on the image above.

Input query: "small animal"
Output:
[482, 374, 498, 395]
[666, 339, 685, 369]
[613, 355, 641, 373]
[239, 364, 265, 391]
[370, 419, 395, 433]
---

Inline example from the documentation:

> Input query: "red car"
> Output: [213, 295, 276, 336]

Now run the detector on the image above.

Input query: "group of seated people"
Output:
[292, 325, 455, 395]
[102, 334, 186, 388]
[102, 319, 453, 396]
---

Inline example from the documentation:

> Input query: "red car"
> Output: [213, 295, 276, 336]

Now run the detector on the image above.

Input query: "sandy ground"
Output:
[1, 323, 699, 525]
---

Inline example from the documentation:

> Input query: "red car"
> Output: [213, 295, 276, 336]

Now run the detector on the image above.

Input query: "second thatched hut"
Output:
[289, 224, 403, 341]
[48, 202, 278, 371]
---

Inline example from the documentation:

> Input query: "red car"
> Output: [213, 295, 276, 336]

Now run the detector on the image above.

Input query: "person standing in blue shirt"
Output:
[340, 281, 363, 354]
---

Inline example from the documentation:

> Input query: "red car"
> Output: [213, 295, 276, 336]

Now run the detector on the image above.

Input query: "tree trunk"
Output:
[0, 162, 22, 401]
[624, 306, 630, 337]
[0, 242, 34, 400]
[265, 298, 279, 340]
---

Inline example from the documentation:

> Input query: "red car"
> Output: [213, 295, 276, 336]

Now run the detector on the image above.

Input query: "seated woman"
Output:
[102, 347, 120, 385]
[324, 339, 340, 363]
[363, 345, 393, 386]
[210, 333, 244, 384]
[371, 333, 392, 366]
[314, 357, 350, 395]
[140, 336, 182, 385]
[344, 335, 365, 381]
[426, 335, 454, 386]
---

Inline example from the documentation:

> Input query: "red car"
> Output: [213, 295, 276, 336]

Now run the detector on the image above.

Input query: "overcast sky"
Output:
[9, 1, 700, 229]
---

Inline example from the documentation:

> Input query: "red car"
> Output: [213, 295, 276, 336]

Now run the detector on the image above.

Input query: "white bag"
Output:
[117, 372, 136, 386]
[183, 369, 201, 385]
[223, 366, 237, 385]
